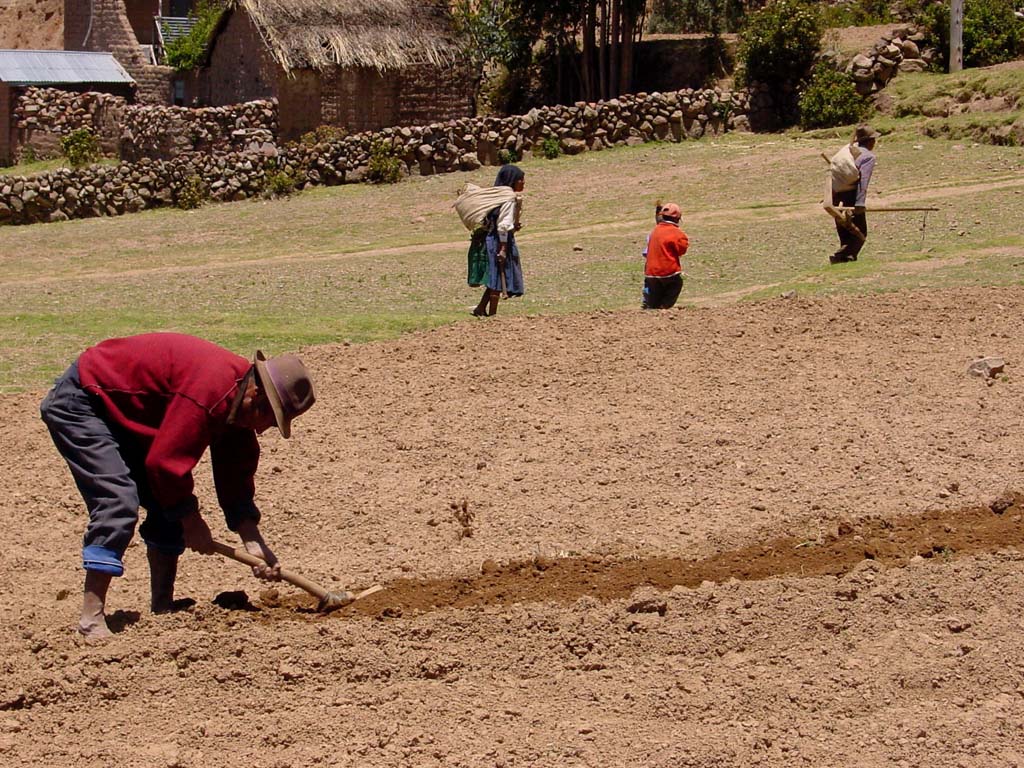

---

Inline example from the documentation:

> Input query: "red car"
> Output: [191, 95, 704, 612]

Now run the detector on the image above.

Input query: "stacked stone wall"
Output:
[1, 85, 753, 226]
[8, 87, 277, 163]
[844, 25, 936, 95]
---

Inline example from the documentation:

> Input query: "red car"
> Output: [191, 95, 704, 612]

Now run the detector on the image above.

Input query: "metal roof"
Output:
[0, 50, 135, 86]
[157, 16, 199, 47]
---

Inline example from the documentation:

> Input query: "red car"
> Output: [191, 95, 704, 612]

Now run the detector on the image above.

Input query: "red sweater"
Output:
[77, 333, 259, 525]
[645, 221, 689, 277]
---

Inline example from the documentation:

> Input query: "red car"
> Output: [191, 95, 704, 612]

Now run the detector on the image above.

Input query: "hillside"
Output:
[0, 0, 62, 50]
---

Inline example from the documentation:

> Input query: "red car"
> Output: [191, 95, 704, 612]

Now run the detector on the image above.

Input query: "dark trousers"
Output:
[832, 188, 867, 261]
[642, 274, 684, 309]
[40, 363, 185, 573]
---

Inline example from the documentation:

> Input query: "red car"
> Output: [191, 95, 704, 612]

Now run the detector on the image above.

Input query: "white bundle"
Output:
[829, 143, 862, 191]
[453, 183, 518, 232]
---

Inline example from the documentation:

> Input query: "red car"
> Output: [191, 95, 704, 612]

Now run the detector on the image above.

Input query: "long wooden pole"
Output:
[950, 0, 964, 73]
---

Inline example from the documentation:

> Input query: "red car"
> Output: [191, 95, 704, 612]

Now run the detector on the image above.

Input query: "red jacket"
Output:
[645, 221, 689, 277]
[77, 333, 259, 525]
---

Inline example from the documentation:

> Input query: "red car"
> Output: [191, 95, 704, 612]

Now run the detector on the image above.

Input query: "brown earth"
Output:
[0, 0, 62, 50]
[4, 286, 1024, 765]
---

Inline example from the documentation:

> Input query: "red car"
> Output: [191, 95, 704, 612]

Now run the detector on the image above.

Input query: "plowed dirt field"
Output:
[4, 286, 1024, 767]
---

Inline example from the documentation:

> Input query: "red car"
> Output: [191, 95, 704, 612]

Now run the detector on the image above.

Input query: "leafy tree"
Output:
[164, 0, 225, 72]
[917, 0, 1023, 70]
[738, 0, 823, 88]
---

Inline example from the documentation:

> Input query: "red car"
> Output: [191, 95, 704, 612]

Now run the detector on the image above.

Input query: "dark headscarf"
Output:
[494, 164, 525, 188]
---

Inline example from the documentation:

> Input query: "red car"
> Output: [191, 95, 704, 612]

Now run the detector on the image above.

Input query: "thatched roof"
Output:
[227, 0, 459, 72]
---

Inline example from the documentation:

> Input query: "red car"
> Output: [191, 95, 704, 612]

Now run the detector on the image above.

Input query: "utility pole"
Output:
[950, 0, 964, 72]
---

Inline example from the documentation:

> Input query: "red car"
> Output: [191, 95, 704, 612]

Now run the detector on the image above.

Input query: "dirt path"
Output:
[4, 286, 1024, 766]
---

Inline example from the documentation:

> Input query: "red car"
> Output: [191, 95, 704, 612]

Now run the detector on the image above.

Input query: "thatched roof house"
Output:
[198, 0, 473, 139]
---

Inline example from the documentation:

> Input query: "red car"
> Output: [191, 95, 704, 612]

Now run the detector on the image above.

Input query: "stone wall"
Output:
[844, 24, 937, 96]
[7, 87, 278, 163]
[0, 85, 753, 225]
[11, 88, 127, 161]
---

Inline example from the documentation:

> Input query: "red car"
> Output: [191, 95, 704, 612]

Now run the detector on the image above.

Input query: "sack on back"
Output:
[830, 143, 862, 191]
[453, 183, 518, 232]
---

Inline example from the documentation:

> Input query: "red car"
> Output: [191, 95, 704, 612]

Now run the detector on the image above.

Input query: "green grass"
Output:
[0, 156, 118, 177]
[2, 105, 1024, 391]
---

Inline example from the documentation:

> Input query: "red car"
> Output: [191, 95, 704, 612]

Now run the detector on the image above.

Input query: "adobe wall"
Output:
[399, 62, 475, 128]
[63, 0, 173, 104]
[633, 38, 738, 92]
[0, 85, 11, 167]
[202, 11, 278, 106]
[124, 0, 158, 47]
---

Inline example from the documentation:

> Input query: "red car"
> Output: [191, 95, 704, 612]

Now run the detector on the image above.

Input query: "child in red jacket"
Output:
[642, 202, 688, 309]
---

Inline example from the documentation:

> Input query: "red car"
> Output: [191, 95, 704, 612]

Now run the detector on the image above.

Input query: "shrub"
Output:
[497, 147, 521, 164]
[799, 62, 870, 128]
[60, 128, 102, 168]
[175, 174, 208, 209]
[164, 0, 224, 72]
[264, 170, 297, 197]
[649, 0, 747, 34]
[738, 0, 824, 88]
[366, 140, 403, 184]
[917, 0, 1023, 70]
[820, 0, 892, 27]
[299, 125, 348, 146]
[18, 145, 38, 165]
[540, 136, 562, 159]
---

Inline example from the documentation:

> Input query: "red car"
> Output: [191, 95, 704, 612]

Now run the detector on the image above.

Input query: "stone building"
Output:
[0, 49, 134, 165]
[63, 0, 181, 104]
[196, 0, 474, 140]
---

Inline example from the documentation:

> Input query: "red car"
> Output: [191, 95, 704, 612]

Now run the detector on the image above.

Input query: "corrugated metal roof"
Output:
[157, 16, 199, 47]
[0, 50, 135, 86]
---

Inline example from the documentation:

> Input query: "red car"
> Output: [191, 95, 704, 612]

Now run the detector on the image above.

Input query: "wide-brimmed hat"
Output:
[253, 351, 315, 439]
[854, 124, 880, 142]
[659, 202, 682, 220]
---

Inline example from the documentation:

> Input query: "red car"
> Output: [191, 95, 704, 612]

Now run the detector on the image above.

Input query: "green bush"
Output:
[649, 0, 747, 34]
[917, 0, 1023, 69]
[299, 125, 348, 147]
[540, 136, 562, 159]
[738, 0, 824, 88]
[497, 147, 521, 164]
[820, 0, 892, 27]
[264, 170, 297, 197]
[174, 174, 208, 210]
[164, 0, 224, 72]
[799, 62, 870, 128]
[366, 140, 403, 184]
[59, 128, 102, 168]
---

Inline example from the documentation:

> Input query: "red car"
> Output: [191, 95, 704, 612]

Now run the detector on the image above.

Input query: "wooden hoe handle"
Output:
[211, 539, 330, 602]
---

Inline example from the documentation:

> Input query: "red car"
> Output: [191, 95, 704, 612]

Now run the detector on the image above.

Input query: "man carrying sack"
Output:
[40, 333, 316, 641]
[829, 124, 879, 264]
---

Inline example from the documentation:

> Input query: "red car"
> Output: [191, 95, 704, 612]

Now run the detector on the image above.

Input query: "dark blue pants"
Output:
[832, 188, 867, 261]
[642, 274, 684, 309]
[40, 362, 184, 576]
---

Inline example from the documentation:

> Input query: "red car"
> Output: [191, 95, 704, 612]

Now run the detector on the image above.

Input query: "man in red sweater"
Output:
[40, 333, 316, 641]
[642, 202, 689, 309]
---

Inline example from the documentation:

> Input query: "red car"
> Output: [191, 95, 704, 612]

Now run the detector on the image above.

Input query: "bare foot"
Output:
[152, 597, 196, 614]
[77, 614, 114, 643]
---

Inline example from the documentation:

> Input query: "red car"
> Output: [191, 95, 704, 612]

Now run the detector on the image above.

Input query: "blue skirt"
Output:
[485, 230, 525, 296]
